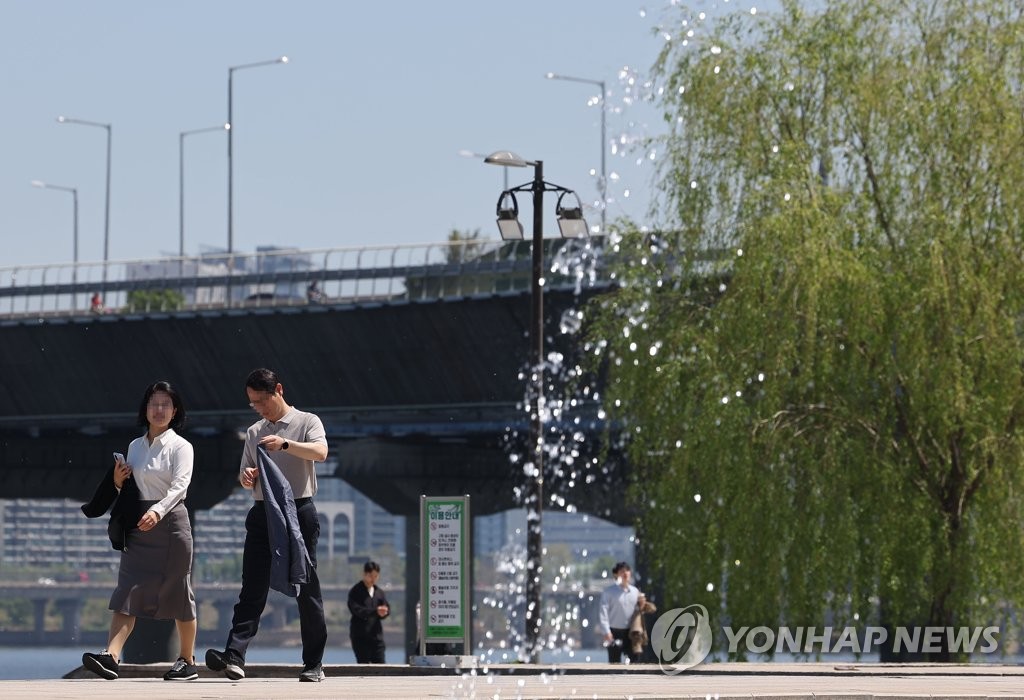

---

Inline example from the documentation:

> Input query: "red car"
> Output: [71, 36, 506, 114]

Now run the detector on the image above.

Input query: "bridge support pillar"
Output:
[265, 602, 287, 629]
[55, 598, 83, 643]
[578, 593, 601, 649]
[405, 513, 419, 658]
[32, 599, 48, 643]
[123, 618, 175, 664]
[213, 600, 235, 633]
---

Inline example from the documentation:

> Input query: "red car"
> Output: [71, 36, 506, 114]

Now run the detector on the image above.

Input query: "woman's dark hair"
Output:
[245, 367, 280, 393]
[364, 561, 380, 573]
[137, 380, 186, 430]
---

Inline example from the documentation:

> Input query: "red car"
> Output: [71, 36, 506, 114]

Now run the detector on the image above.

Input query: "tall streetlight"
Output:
[31, 180, 79, 307]
[227, 55, 288, 254]
[483, 150, 588, 664]
[56, 116, 111, 267]
[181, 124, 230, 261]
[545, 73, 606, 233]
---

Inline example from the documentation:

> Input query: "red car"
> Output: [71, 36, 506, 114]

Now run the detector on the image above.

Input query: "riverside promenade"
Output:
[3, 662, 1024, 699]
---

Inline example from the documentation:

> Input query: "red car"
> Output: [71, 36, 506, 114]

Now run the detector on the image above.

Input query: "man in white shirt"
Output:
[598, 561, 643, 663]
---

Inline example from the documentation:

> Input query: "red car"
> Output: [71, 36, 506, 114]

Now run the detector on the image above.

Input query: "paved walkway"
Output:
[3, 662, 1024, 698]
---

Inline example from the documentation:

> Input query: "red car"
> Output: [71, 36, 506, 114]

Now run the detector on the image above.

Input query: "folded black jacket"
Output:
[80, 464, 142, 551]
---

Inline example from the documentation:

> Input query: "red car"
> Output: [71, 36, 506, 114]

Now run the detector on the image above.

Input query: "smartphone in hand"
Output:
[113, 452, 125, 464]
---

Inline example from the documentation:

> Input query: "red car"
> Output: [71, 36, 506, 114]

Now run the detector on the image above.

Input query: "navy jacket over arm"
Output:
[256, 446, 311, 597]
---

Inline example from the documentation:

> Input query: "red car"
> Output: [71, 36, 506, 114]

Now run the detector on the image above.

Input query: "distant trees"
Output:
[447, 228, 484, 264]
[125, 288, 184, 313]
[587, 0, 1024, 659]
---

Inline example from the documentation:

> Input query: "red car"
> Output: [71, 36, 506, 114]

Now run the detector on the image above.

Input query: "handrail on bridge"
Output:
[0, 238, 610, 319]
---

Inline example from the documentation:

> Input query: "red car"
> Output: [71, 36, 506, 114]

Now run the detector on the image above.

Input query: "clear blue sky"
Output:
[0, 0, 770, 269]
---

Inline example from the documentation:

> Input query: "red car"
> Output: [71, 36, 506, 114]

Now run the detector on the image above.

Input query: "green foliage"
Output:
[126, 288, 184, 312]
[0, 599, 32, 628]
[588, 0, 1024, 658]
[447, 228, 484, 264]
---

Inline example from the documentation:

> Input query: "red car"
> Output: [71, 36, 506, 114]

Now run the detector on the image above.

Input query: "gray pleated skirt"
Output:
[109, 501, 197, 621]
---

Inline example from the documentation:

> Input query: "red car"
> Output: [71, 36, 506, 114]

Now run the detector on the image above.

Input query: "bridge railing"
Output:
[0, 238, 609, 318]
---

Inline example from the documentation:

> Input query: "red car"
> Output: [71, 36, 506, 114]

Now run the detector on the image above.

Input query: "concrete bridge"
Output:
[0, 239, 625, 657]
[0, 238, 620, 518]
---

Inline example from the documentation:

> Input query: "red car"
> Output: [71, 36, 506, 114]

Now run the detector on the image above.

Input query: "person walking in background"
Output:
[205, 368, 329, 683]
[598, 561, 643, 663]
[348, 561, 390, 663]
[81, 380, 198, 681]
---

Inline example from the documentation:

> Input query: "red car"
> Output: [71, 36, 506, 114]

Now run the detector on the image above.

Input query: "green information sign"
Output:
[420, 496, 470, 646]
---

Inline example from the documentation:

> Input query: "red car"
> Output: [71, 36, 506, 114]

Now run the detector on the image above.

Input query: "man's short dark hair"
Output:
[364, 561, 380, 573]
[246, 368, 280, 393]
[612, 561, 631, 575]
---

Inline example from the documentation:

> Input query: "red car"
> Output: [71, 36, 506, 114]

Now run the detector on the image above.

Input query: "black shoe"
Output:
[82, 651, 119, 680]
[163, 657, 199, 681]
[298, 663, 324, 682]
[205, 648, 245, 680]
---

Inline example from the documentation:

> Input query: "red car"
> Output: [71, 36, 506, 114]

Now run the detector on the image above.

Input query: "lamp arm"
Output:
[555, 190, 584, 214]
[504, 181, 536, 194]
[507, 180, 575, 195]
[541, 181, 576, 194]
[495, 190, 519, 218]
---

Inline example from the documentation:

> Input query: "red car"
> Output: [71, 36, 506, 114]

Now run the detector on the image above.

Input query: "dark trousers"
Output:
[607, 627, 637, 663]
[225, 499, 327, 667]
[351, 636, 386, 664]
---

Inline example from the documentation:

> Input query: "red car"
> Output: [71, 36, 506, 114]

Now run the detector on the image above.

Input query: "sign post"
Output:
[414, 495, 473, 666]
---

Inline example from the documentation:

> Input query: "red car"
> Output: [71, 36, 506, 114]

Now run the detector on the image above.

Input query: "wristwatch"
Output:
[281, 440, 289, 451]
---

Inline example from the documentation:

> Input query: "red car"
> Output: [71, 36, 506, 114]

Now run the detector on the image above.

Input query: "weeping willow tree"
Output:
[588, 0, 1024, 659]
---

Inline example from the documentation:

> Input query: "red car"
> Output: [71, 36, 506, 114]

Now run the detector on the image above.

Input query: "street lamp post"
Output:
[180, 124, 230, 262]
[484, 150, 588, 664]
[227, 55, 288, 254]
[56, 116, 111, 269]
[31, 179, 79, 307]
[545, 73, 607, 233]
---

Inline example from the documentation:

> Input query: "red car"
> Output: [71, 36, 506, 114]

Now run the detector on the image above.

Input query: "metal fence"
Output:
[0, 238, 609, 318]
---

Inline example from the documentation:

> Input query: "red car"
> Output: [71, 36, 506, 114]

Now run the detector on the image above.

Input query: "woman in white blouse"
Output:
[82, 380, 199, 681]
